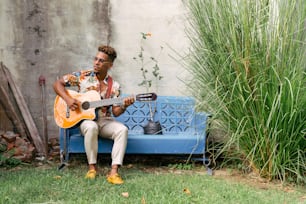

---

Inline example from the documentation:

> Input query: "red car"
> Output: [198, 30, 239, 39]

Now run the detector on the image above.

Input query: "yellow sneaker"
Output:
[85, 169, 96, 179]
[107, 173, 124, 184]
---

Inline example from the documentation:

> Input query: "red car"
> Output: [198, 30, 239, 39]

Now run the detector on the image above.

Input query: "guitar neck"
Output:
[81, 92, 156, 110]
[87, 97, 125, 109]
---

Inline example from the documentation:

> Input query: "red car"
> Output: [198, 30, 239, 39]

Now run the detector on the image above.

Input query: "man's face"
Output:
[93, 52, 112, 73]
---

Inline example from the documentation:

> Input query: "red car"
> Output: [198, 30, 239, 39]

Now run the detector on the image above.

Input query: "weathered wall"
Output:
[110, 0, 190, 95]
[0, 0, 190, 139]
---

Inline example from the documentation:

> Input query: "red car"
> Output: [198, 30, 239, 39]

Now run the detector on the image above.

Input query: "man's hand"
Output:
[66, 97, 80, 111]
[122, 96, 135, 108]
[53, 78, 80, 111]
[112, 96, 135, 117]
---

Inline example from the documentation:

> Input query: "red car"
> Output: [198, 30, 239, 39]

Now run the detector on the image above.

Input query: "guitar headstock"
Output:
[136, 93, 157, 102]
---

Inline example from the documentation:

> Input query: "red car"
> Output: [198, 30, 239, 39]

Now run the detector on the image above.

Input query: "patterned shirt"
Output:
[62, 69, 121, 117]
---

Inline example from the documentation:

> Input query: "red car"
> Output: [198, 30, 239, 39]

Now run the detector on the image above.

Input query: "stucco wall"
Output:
[0, 0, 190, 139]
[110, 0, 190, 95]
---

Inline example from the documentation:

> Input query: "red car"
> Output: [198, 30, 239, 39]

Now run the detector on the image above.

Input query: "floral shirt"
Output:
[62, 69, 121, 117]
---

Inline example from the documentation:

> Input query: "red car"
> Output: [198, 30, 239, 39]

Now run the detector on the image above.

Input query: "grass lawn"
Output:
[0, 156, 305, 204]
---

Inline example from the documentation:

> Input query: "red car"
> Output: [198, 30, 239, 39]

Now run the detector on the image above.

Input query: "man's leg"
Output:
[80, 120, 99, 178]
[98, 118, 128, 184]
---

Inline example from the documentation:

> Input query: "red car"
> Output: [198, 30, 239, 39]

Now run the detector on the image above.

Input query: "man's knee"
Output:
[115, 124, 128, 139]
[81, 120, 99, 136]
[120, 125, 128, 135]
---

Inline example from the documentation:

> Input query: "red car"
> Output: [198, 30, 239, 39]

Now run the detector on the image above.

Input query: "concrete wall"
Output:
[110, 0, 190, 95]
[0, 0, 190, 139]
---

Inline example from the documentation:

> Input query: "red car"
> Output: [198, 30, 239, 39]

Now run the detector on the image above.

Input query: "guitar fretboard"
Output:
[88, 97, 125, 109]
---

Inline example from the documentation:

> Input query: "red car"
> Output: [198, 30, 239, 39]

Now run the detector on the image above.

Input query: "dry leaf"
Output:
[121, 192, 129, 198]
[53, 176, 61, 180]
[141, 196, 146, 204]
[127, 164, 133, 168]
[284, 187, 295, 193]
[300, 195, 306, 201]
[183, 188, 191, 195]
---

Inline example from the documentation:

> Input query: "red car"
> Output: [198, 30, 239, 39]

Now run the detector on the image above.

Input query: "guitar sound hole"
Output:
[82, 101, 90, 110]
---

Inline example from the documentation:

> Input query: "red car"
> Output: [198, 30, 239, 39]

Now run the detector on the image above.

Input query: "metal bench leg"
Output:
[204, 115, 213, 175]
[58, 129, 68, 170]
[203, 154, 213, 175]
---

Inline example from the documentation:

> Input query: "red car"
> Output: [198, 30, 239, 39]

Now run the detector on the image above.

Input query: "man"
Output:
[53, 45, 134, 184]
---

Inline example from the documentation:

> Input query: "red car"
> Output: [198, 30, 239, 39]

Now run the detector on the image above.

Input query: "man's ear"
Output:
[108, 62, 113, 69]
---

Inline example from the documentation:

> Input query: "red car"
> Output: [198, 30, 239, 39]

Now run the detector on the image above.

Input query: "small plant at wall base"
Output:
[133, 32, 164, 134]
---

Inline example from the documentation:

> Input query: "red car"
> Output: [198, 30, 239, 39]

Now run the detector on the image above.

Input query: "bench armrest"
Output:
[194, 112, 211, 134]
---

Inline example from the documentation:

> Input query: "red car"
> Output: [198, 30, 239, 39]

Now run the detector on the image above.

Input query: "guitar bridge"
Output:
[66, 106, 70, 118]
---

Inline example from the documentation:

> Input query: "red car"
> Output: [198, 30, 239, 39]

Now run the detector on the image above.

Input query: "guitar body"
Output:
[54, 90, 100, 128]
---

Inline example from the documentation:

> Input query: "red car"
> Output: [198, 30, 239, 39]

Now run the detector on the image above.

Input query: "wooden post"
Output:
[39, 75, 49, 156]
[0, 85, 27, 136]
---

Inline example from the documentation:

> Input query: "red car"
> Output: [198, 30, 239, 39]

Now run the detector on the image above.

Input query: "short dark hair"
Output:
[98, 45, 117, 62]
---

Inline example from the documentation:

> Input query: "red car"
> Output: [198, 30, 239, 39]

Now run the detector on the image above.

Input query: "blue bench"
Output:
[59, 95, 210, 165]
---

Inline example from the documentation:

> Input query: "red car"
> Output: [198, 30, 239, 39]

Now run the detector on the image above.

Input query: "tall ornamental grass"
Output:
[184, 0, 306, 183]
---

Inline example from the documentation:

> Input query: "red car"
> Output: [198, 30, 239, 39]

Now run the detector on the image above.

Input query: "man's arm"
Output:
[53, 78, 80, 111]
[112, 97, 134, 117]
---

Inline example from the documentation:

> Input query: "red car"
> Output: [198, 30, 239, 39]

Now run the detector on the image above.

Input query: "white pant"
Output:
[79, 117, 128, 166]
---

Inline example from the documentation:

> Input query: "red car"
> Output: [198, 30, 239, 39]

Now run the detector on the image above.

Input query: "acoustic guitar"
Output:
[54, 90, 157, 128]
